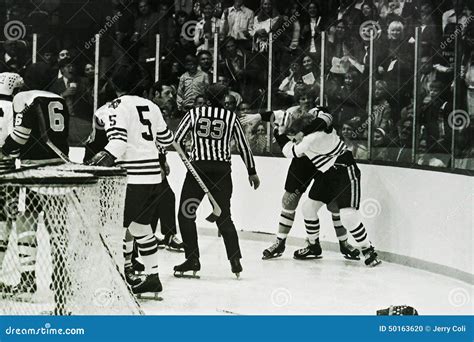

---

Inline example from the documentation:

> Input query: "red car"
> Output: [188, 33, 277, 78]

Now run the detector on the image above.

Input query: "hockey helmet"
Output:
[0, 72, 24, 96]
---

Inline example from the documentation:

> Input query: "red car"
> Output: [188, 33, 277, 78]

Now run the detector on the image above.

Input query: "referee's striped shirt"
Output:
[175, 106, 256, 175]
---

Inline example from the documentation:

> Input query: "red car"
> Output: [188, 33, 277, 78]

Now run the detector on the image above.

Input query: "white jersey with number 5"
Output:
[96, 95, 174, 184]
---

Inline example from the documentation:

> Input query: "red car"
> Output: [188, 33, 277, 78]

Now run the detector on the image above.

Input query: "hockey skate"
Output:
[339, 239, 360, 260]
[230, 258, 242, 279]
[158, 235, 184, 252]
[293, 239, 322, 260]
[173, 258, 201, 278]
[262, 238, 286, 260]
[362, 246, 382, 267]
[125, 266, 143, 286]
[132, 273, 163, 300]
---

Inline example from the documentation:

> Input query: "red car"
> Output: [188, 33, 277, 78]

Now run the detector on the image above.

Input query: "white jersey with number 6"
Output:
[95, 95, 174, 185]
[0, 97, 13, 147]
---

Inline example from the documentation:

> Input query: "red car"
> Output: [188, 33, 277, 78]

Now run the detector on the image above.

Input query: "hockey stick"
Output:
[172, 141, 221, 222]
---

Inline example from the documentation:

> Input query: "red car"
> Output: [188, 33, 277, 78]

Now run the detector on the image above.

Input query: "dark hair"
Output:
[58, 57, 73, 69]
[24, 63, 55, 90]
[205, 84, 228, 107]
[184, 54, 198, 64]
[197, 50, 212, 58]
[152, 80, 173, 94]
[111, 67, 133, 92]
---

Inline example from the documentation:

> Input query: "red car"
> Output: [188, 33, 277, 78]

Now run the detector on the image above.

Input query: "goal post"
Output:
[0, 167, 142, 315]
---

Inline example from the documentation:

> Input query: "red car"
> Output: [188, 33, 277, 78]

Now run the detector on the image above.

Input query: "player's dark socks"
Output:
[362, 246, 382, 267]
[339, 239, 360, 260]
[132, 273, 162, 295]
[174, 258, 201, 278]
[262, 238, 286, 260]
[293, 239, 322, 260]
[125, 266, 143, 286]
[230, 257, 242, 279]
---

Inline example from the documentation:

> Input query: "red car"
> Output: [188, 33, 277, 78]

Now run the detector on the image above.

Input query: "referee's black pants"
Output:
[178, 161, 241, 261]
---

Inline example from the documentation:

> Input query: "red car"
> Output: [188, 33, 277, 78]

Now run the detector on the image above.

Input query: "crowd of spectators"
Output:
[0, 0, 472, 169]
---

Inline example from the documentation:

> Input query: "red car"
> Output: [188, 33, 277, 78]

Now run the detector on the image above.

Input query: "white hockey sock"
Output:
[277, 209, 295, 240]
[332, 213, 348, 241]
[349, 223, 371, 250]
[304, 218, 320, 244]
[135, 235, 159, 275]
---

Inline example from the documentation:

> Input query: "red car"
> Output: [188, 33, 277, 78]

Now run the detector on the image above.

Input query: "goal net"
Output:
[0, 166, 142, 315]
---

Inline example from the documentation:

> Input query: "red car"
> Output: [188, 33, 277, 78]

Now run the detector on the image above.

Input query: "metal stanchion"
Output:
[93, 34, 100, 113]
[155, 34, 160, 82]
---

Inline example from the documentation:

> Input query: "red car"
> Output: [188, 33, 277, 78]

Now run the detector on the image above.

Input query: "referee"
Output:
[174, 84, 260, 278]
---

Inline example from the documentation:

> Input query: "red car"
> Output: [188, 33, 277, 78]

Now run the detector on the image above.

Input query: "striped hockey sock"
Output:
[277, 209, 295, 240]
[123, 238, 133, 269]
[349, 223, 370, 250]
[304, 218, 320, 244]
[0, 221, 9, 265]
[135, 235, 159, 274]
[332, 213, 348, 241]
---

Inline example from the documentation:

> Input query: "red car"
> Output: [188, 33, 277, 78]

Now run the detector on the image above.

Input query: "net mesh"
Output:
[0, 167, 141, 315]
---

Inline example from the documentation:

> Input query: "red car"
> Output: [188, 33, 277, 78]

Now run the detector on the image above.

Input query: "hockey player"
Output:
[87, 70, 174, 296]
[0, 72, 24, 278]
[240, 87, 360, 260]
[273, 115, 381, 267]
[174, 84, 260, 278]
[0, 64, 69, 293]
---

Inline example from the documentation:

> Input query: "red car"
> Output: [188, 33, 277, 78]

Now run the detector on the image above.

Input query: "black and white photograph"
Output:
[0, 0, 472, 339]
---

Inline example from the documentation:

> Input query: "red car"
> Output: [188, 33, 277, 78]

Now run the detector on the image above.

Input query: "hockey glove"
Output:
[85, 150, 116, 167]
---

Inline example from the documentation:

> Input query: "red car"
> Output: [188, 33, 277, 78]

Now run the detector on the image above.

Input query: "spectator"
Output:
[388, 117, 414, 163]
[177, 54, 210, 113]
[371, 80, 393, 134]
[194, 94, 207, 107]
[217, 74, 242, 106]
[278, 61, 300, 98]
[300, 1, 323, 55]
[50, 57, 93, 146]
[248, 123, 268, 154]
[132, 0, 160, 64]
[331, 69, 366, 127]
[372, 127, 390, 160]
[327, 20, 364, 71]
[360, 1, 379, 22]
[251, 0, 283, 54]
[221, 0, 255, 51]
[224, 93, 237, 111]
[419, 55, 438, 100]
[110, 0, 136, 68]
[420, 81, 451, 155]
[411, 2, 441, 61]
[197, 50, 214, 80]
[341, 120, 368, 160]
[296, 54, 319, 86]
[442, 0, 469, 33]
[194, 1, 222, 52]
[219, 37, 257, 101]
[174, 0, 194, 15]
[337, 0, 363, 32]
[0, 40, 28, 74]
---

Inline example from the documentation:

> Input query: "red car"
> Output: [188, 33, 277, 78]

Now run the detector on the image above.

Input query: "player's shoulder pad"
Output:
[108, 98, 122, 109]
[12, 90, 61, 113]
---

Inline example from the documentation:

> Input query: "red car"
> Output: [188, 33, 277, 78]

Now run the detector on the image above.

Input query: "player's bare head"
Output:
[286, 115, 313, 135]
[111, 67, 133, 94]
[0, 72, 24, 96]
[23, 63, 55, 91]
[153, 81, 176, 100]
[205, 83, 228, 108]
